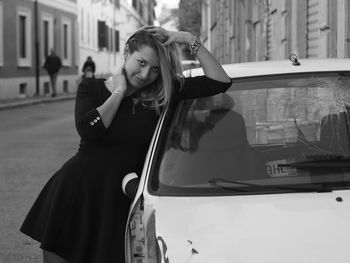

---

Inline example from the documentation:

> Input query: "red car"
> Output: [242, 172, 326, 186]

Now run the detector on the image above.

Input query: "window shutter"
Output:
[98, 20, 106, 49]
[115, 30, 119, 52]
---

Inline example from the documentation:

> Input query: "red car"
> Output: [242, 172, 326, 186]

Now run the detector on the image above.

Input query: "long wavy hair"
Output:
[125, 28, 184, 113]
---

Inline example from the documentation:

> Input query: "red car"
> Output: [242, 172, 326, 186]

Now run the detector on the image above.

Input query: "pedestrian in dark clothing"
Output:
[20, 26, 231, 263]
[82, 56, 96, 78]
[44, 49, 62, 97]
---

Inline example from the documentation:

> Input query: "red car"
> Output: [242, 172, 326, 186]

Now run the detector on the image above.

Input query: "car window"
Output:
[150, 72, 350, 196]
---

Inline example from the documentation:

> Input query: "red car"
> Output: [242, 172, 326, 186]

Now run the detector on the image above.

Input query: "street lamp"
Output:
[34, 0, 40, 96]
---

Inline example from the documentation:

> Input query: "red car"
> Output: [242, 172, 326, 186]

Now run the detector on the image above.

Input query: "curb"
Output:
[0, 94, 76, 111]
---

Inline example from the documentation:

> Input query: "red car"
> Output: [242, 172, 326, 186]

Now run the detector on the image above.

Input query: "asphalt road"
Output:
[0, 100, 79, 263]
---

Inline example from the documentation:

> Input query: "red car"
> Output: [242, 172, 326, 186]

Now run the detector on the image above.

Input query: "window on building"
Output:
[63, 80, 69, 93]
[132, 0, 137, 10]
[41, 14, 54, 63]
[43, 82, 50, 95]
[17, 7, 31, 67]
[115, 0, 120, 9]
[337, 0, 346, 58]
[61, 18, 72, 66]
[87, 13, 91, 45]
[44, 21, 49, 56]
[318, 0, 330, 58]
[0, 1, 3, 66]
[74, 21, 80, 67]
[19, 83, 27, 98]
[92, 16, 96, 48]
[98, 20, 107, 49]
[80, 8, 84, 43]
[109, 27, 113, 51]
[19, 16, 26, 58]
[63, 24, 68, 58]
[115, 30, 119, 52]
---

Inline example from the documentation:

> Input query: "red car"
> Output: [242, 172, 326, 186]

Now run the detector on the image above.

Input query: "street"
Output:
[0, 100, 79, 263]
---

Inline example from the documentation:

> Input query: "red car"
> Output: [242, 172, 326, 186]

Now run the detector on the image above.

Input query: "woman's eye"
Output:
[152, 67, 160, 73]
[138, 60, 145, 66]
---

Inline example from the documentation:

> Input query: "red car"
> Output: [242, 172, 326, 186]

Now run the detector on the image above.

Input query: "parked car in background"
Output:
[181, 60, 200, 71]
[123, 57, 350, 263]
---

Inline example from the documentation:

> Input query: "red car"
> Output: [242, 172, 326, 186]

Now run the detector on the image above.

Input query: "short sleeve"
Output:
[176, 75, 232, 100]
[74, 79, 108, 141]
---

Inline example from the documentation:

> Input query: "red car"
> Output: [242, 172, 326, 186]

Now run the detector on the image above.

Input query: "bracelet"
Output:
[189, 35, 201, 56]
[112, 89, 124, 97]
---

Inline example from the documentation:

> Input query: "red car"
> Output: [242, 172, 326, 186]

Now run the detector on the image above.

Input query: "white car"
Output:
[181, 60, 200, 71]
[123, 56, 350, 263]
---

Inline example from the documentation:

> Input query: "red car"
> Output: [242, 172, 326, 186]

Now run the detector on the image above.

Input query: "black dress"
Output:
[20, 76, 231, 262]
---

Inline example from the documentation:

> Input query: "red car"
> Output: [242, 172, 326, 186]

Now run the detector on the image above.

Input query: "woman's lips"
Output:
[135, 77, 144, 84]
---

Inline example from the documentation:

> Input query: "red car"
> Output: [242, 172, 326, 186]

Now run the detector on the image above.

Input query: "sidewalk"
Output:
[0, 93, 76, 111]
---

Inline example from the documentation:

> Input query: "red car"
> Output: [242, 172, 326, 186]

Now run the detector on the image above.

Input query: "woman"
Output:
[20, 26, 231, 263]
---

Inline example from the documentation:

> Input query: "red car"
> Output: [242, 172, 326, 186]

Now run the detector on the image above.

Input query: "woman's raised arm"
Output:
[146, 27, 231, 83]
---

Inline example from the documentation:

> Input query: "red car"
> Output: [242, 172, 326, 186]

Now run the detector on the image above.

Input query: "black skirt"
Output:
[20, 148, 137, 262]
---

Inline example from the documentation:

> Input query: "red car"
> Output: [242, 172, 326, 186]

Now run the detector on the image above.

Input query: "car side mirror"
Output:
[122, 172, 139, 199]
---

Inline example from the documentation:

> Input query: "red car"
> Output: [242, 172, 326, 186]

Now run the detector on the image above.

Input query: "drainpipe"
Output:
[34, 0, 40, 96]
[113, 0, 116, 66]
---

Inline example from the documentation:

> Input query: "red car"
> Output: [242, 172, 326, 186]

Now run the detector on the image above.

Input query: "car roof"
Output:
[181, 60, 200, 65]
[185, 58, 350, 78]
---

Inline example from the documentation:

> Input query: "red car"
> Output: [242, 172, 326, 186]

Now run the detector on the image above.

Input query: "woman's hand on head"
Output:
[145, 26, 195, 46]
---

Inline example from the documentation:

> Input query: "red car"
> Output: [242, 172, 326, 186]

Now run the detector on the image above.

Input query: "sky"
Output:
[155, 0, 180, 17]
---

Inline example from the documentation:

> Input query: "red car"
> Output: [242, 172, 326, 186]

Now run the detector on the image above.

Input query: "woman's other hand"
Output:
[98, 68, 128, 128]
[145, 26, 195, 46]
[111, 68, 128, 96]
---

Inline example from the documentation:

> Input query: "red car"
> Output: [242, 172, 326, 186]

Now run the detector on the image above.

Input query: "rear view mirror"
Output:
[122, 172, 139, 199]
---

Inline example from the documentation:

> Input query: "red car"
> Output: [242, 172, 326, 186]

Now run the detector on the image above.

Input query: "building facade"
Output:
[201, 0, 350, 64]
[0, 0, 156, 100]
[0, 0, 79, 99]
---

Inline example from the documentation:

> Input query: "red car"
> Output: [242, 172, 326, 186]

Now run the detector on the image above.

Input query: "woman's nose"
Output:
[140, 67, 151, 80]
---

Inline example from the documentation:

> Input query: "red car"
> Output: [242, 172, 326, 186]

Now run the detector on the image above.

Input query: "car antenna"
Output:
[289, 54, 301, 66]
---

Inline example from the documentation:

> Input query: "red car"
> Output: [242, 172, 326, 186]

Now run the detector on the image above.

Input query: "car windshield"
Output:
[149, 72, 350, 196]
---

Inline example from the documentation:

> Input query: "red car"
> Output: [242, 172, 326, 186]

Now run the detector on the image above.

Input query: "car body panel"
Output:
[125, 58, 350, 263]
[153, 191, 350, 263]
[185, 58, 350, 78]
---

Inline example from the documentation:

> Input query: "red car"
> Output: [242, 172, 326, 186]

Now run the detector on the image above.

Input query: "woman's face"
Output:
[124, 45, 160, 92]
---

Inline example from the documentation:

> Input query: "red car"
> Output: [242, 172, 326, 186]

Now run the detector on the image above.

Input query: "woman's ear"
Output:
[122, 54, 128, 72]
[123, 44, 129, 59]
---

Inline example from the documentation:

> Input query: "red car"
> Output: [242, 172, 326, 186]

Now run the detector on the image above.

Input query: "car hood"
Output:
[152, 191, 350, 263]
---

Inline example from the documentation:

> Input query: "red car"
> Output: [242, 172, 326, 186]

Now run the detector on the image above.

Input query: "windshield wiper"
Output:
[208, 178, 253, 192]
[208, 178, 331, 193]
[279, 155, 350, 169]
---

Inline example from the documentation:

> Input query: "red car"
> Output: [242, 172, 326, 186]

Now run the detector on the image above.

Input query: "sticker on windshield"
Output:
[266, 159, 296, 177]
